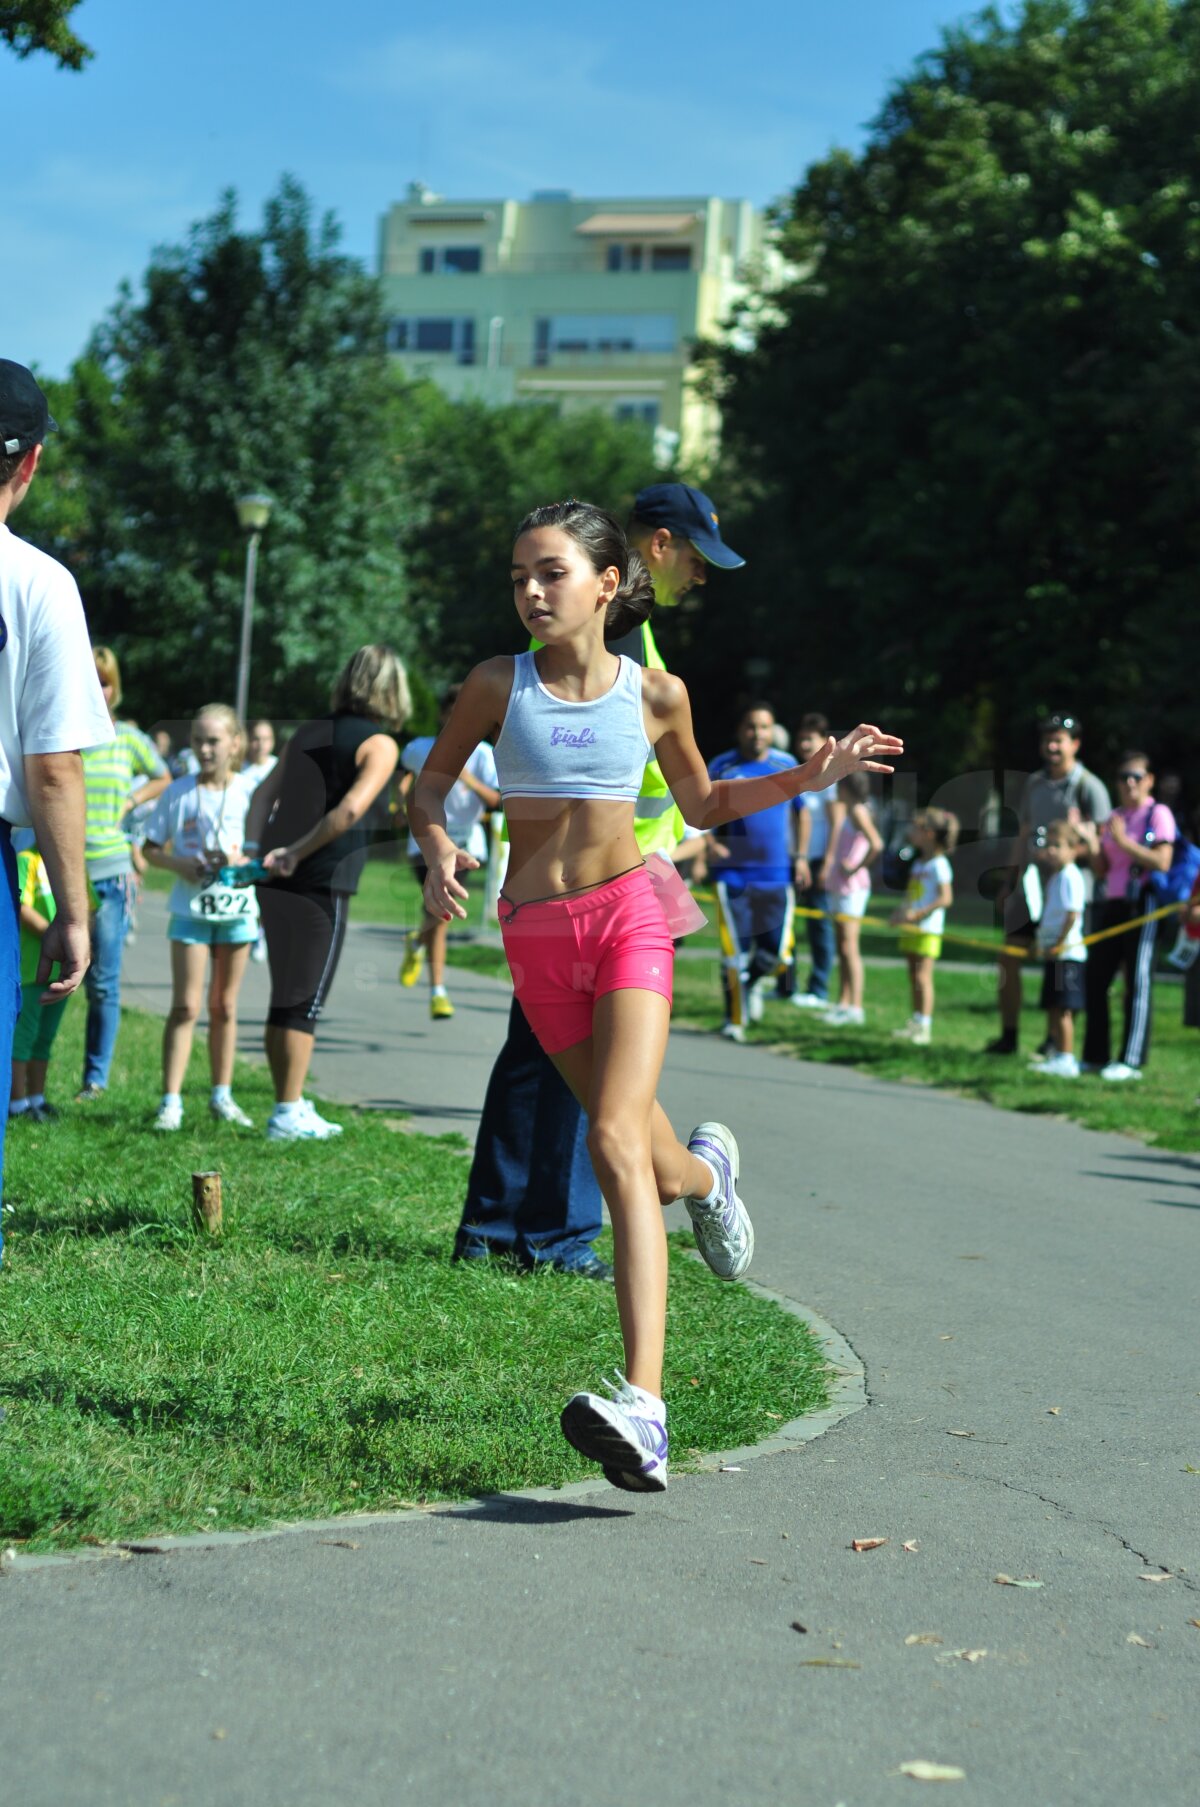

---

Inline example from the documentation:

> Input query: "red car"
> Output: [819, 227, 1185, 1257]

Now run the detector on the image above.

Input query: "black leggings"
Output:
[258, 886, 350, 1033]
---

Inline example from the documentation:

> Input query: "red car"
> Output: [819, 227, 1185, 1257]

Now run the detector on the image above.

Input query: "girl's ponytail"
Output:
[604, 550, 655, 642]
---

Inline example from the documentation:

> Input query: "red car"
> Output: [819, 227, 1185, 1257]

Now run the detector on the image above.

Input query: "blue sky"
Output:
[4, 0, 989, 376]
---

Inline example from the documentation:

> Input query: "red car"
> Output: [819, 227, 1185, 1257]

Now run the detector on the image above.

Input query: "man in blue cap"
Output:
[453, 483, 745, 1277]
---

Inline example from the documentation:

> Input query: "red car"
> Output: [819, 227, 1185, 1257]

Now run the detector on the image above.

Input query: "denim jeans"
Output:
[798, 871, 835, 1000]
[82, 873, 134, 1089]
[0, 829, 18, 1263]
[455, 996, 602, 1268]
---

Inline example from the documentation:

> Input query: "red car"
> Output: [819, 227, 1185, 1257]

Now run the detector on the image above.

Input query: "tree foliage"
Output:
[1, 1, 91, 68]
[399, 387, 662, 682]
[706, 0, 1200, 788]
[59, 178, 424, 724]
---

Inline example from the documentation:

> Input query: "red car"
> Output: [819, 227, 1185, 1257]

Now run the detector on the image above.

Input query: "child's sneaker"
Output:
[266, 1100, 344, 1141]
[684, 1122, 754, 1280]
[823, 1005, 864, 1026]
[790, 991, 827, 1010]
[154, 1100, 183, 1133]
[399, 931, 424, 988]
[28, 1101, 60, 1123]
[561, 1375, 668, 1493]
[430, 993, 454, 1021]
[210, 1096, 254, 1126]
[1036, 1051, 1080, 1078]
[893, 1018, 931, 1045]
[747, 978, 767, 1023]
[719, 1021, 745, 1043]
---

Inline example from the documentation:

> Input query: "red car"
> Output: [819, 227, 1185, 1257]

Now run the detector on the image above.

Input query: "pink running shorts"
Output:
[499, 866, 674, 1054]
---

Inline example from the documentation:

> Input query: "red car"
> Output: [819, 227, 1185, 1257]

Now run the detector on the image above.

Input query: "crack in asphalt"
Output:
[969, 1468, 1199, 1594]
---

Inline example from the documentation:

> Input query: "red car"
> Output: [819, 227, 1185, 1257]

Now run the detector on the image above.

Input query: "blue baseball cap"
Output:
[632, 482, 745, 569]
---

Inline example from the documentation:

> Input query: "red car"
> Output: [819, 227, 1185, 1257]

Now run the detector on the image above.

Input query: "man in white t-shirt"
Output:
[0, 361, 115, 1251]
[398, 684, 499, 1020]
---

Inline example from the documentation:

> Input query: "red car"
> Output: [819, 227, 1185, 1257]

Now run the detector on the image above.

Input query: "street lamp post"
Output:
[234, 493, 273, 726]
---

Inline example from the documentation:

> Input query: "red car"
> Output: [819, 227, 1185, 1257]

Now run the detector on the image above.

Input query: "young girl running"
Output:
[822, 773, 883, 1027]
[891, 808, 958, 1046]
[411, 501, 900, 1492]
[142, 706, 259, 1131]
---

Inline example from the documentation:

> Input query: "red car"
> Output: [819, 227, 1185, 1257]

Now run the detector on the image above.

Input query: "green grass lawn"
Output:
[445, 941, 1200, 1154]
[0, 1008, 828, 1553]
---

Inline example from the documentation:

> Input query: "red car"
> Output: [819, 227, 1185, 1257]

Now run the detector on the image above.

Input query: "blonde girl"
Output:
[410, 500, 901, 1492]
[891, 807, 959, 1045]
[823, 772, 883, 1026]
[142, 705, 258, 1131]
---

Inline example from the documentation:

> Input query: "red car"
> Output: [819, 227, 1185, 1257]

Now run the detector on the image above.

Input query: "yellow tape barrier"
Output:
[693, 890, 1185, 962]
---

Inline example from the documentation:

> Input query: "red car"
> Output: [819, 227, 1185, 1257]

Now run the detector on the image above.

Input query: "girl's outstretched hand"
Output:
[811, 726, 904, 788]
[264, 846, 298, 880]
[423, 849, 480, 922]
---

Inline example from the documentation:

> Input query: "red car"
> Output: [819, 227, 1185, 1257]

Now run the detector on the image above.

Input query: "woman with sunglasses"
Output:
[1082, 753, 1177, 1081]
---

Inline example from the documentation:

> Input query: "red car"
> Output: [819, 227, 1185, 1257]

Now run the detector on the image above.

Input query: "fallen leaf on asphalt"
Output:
[719, 1465, 743, 1473]
[749, 1558, 767, 1565]
[800, 1658, 861, 1669]
[939, 1335, 954, 1341]
[851, 1537, 888, 1552]
[1047, 1407, 1061, 1415]
[1126, 1633, 1153, 1648]
[903, 1540, 920, 1554]
[1189, 1619, 1200, 1629]
[905, 1633, 944, 1646]
[935, 1649, 988, 1665]
[790, 1621, 808, 1634]
[946, 1430, 974, 1439]
[1138, 1572, 1171, 1583]
[318, 1540, 360, 1550]
[993, 1574, 1044, 1588]
[212, 1729, 227, 1741]
[899, 1760, 966, 1782]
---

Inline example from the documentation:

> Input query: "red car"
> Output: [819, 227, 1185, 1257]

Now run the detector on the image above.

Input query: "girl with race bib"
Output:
[142, 705, 258, 1131]
[411, 500, 901, 1493]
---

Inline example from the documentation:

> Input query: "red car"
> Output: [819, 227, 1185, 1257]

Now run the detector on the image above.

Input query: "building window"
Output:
[615, 401, 660, 426]
[606, 243, 644, 272]
[387, 317, 477, 364]
[417, 246, 483, 274]
[650, 246, 691, 271]
[532, 313, 676, 360]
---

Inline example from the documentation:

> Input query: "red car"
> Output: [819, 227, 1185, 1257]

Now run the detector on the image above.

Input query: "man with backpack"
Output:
[986, 712, 1110, 1056]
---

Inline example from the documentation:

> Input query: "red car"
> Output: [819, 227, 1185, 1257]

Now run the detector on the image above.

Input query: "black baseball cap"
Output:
[0, 360, 57, 458]
[632, 482, 745, 569]
[1039, 711, 1082, 735]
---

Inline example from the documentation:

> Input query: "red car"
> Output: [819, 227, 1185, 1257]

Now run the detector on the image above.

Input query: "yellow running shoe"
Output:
[399, 931, 424, 987]
[430, 993, 454, 1021]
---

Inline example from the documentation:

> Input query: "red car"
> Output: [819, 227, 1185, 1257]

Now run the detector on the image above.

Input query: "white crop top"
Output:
[494, 652, 652, 802]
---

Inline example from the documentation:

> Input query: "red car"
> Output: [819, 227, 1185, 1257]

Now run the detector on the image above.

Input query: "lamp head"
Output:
[235, 493, 273, 533]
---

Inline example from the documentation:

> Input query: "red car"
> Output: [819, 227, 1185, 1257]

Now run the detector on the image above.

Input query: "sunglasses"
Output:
[1117, 770, 1147, 782]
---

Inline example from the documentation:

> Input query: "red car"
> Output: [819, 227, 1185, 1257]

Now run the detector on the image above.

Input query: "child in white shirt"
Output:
[1032, 820, 1087, 1078]
[891, 809, 958, 1045]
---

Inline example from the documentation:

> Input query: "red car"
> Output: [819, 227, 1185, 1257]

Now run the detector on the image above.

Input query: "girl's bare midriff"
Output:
[503, 796, 642, 902]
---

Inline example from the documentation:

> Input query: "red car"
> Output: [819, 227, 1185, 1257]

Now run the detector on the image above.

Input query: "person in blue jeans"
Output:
[77, 646, 169, 1098]
[454, 482, 747, 1277]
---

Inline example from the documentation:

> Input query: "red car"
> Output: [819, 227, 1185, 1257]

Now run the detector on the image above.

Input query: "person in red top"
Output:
[1082, 751, 1176, 1081]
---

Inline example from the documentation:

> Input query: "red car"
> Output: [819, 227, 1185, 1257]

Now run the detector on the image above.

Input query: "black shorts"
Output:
[258, 885, 350, 1033]
[1039, 958, 1086, 1013]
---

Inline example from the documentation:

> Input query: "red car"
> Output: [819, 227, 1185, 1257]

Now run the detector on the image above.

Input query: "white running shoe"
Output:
[747, 978, 766, 1023]
[250, 936, 268, 965]
[561, 1375, 668, 1493]
[153, 1100, 183, 1132]
[1036, 1052, 1080, 1078]
[823, 1005, 864, 1026]
[266, 1100, 344, 1141]
[790, 991, 827, 1010]
[684, 1122, 754, 1281]
[210, 1096, 254, 1126]
[719, 1021, 746, 1044]
[1100, 1062, 1142, 1082]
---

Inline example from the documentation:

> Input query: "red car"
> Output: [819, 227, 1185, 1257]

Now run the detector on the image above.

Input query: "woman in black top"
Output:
[248, 645, 408, 1140]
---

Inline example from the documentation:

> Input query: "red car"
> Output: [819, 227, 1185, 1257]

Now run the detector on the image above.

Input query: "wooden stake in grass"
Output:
[191, 1172, 223, 1236]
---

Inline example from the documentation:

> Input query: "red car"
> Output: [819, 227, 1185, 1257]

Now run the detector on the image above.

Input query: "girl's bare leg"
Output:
[427, 914, 448, 988]
[163, 942, 208, 1094]
[207, 942, 251, 1085]
[551, 990, 712, 1399]
[844, 918, 864, 1009]
[913, 955, 935, 1018]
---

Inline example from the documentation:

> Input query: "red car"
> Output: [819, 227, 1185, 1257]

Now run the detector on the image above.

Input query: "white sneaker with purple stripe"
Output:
[684, 1122, 754, 1281]
[561, 1375, 668, 1493]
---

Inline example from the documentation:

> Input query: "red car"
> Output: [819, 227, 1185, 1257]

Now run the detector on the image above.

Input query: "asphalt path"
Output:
[2, 894, 1197, 1806]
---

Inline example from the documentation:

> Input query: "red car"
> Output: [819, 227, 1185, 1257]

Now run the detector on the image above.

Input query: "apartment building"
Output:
[377, 187, 779, 466]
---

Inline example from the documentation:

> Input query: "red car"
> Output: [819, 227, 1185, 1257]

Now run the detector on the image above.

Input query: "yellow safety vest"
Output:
[631, 620, 686, 855]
